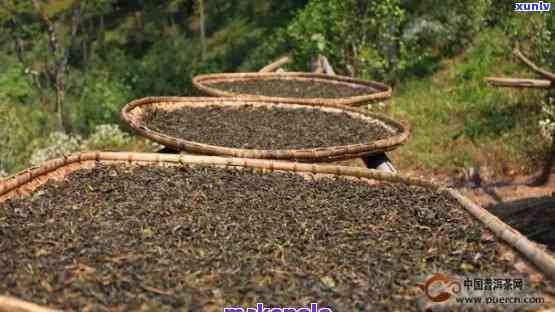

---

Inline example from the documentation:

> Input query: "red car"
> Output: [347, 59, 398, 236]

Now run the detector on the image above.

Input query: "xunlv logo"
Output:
[514, 1, 552, 11]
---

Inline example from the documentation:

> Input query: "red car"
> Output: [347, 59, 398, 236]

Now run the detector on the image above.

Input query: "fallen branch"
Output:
[259, 56, 290, 73]
[514, 47, 555, 81]
[485, 46, 555, 187]
[484, 77, 552, 89]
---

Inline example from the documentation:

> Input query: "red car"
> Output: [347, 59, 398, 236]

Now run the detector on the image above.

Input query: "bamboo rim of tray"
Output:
[120, 97, 410, 161]
[1, 152, 555, 311]
[192, 72, 392, 106]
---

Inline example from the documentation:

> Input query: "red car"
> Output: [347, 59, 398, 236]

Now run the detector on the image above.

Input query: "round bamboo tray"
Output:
[192, 72, 392, 107]
[120, 96, 410, 162]
[1, 152, 554, 311]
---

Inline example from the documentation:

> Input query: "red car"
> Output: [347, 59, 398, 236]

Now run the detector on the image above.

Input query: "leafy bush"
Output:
[127, 38, 200, 97]
[0, 53, 39, 104]
[72, 69, 132, 134]
[0, 103, 53, 173]
[499, 7, 553, 66]
[281, 0, 406, 81]
[82, 124, 134, 150]
[28, 124, 161, 168]
[29, 132, 82, 166]
[238, 27, 292, 72]
[253, 0, 489, 82]
[503, 13, 554, 141]
[400, 0, 489, 77]
[539, 96, 555, 141]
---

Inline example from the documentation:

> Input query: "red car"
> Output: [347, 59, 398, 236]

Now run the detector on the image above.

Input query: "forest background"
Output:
[0, 0, 553, 178]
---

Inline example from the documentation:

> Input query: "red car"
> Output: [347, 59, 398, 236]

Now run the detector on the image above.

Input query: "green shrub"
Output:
[400, 0, 489, 77]
[252, 0, 489, 82]
[28, 124, 161, 168]
[81, 124, 134, 151]
[540, 96, 555, 141]
[0, 103, 53, 173]
[128, 38, 200, 97]
[29, 132, 82, 167]
[0, 53, 39, 104]
[503, 13, 554, 141]
[281, 0, 406, 81]
[72, 70, 132, 134]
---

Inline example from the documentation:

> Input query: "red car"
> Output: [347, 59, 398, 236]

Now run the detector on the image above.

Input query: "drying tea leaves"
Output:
[144, 105, 393, 149]
[208, 79, 373, 99]
[0, 164, 550, 311]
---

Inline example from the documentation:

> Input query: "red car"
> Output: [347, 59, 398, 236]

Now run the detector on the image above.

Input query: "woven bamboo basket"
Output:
[1, 152, 555, 311]
[192, 72, 392, 107]
[120, 96, 410, 162]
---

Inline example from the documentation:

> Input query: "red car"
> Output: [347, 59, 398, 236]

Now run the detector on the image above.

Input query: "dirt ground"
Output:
[461, 175, 555, 252]
[399, 167, 555, 253]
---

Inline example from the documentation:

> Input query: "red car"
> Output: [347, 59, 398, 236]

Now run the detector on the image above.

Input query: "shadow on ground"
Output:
[487, 196, 555, 252]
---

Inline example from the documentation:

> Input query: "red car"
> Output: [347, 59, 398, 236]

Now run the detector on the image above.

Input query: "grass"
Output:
[2, 28, 549, 178]
[383, 29, 549, 176]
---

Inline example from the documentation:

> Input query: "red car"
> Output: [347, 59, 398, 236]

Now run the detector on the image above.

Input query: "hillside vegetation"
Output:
[0, 0, 553, 177]
[389, 29, 549, 176]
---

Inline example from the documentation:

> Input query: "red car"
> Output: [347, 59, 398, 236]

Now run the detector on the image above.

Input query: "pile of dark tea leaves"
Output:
[0, 164, 551, 311]
[207, 79, 373, 99]
[143, 105, 393, 149]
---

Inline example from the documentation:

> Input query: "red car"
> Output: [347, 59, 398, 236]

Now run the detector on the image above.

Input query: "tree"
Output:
[485, 48, 554, 186]
[277, 0, 406, 80]
[484, 12, 554, 186]
[30, 0, 84, 133]
[1, 0, 85, 133]
[197, 0, 206, 60]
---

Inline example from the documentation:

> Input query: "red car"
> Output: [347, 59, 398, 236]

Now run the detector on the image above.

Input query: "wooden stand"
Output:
[485, 46, 554, 185]
[310, 55, 397, 172]
[361, 153, 397, 173]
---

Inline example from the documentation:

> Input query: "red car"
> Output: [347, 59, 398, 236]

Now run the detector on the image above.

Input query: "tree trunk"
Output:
[55, 75, 66, 132]
[310, 56, 324, 74]
[541, 92, 555, 184]
[320, 55, 336, 75]
[81, 39, 88, 71]
[135, 10, 145, 44]
[529, 133, 555, 186]
[543, 133, 555, 179]
[199, 0, 206, 60]
[99, 14, 105, 53]
[31, 0, 82, 133]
